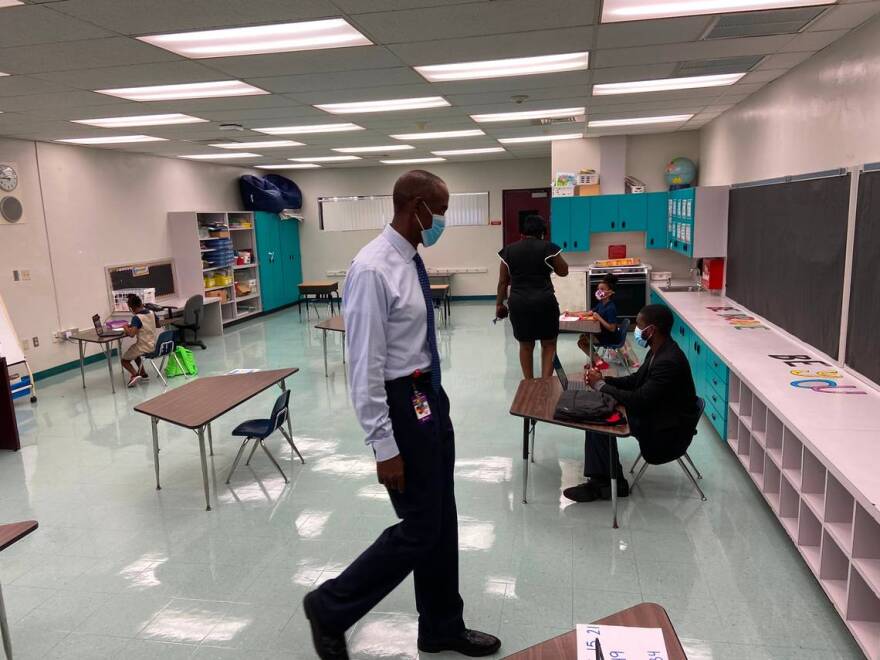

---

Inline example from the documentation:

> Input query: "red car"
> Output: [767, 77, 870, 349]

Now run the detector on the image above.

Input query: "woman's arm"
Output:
[495, 262, 510, 318]
[549, 253, 568, 277]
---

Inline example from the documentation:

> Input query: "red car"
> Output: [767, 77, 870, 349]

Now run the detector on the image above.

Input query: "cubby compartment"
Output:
[762, 459, 781, 513]
[764, 409, 784, 467]
[779, 475, 799, 539]
[728, 372, 741, 410]
[781, 428, 803, 488]
[798, 502, 822, 573]
[852, 504, 880, 595]
[736, 419, 751, 466]
[750, 397, 768, 443]
[726, 407, 738, 451]
[819, 531, 849, 614]
[824, 473, 855, 555]
[847, 566, 880, 659]
[738, 386, 754, 427]
[748, 438, 765, 478]
[801, 448, 826, 519]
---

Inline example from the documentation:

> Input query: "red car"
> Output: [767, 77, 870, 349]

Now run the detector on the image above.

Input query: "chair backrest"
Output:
[183, 295, 203, 326]
[270, 390, 291, 432]
[613, 317, 631, 349]
[691, 397, 706, 435]
[552, 354, 570, 390]
[154, 330, 176, 358]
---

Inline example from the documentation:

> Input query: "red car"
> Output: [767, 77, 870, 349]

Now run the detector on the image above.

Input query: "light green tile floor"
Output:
[0, 302, 862, 658]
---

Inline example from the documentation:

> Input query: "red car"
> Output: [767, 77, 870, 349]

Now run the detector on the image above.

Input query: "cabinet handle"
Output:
[574, 241, 578, 248]
[611, 221, 616, 229]
[650, 238, 654, 246]
[622, 221, 627, 228]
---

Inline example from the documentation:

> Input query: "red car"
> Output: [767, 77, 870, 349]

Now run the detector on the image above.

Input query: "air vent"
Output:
[704, 6, 826, 39]
[674, 55, 763, 77]
[532, 116, 582, 126]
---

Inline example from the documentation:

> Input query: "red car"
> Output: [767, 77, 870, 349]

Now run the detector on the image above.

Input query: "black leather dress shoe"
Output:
[303, 592, 349, 660]
[418, 629, 501, 657]
[563, 478, 629, 503]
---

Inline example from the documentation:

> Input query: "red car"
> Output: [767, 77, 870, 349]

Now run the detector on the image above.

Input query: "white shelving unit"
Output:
[169, 211, 262, 326]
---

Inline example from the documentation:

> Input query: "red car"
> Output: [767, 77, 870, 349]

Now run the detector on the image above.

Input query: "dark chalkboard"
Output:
[108, 261, 176, 297]
[845, 171, 880, 384]
[727, 175, 850, 358]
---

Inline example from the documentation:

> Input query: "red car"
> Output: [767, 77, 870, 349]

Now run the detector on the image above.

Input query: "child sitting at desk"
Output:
[577, 274, 637, 370]
[121, 293, 157, 387]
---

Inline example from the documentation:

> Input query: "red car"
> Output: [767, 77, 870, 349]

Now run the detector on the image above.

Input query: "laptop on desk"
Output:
[92, 314, 123, 337]
[553, 355, 587, 391]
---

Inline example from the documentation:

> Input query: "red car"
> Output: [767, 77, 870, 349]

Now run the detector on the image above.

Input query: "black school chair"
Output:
[629, 397, 707, 501]
[142, 330, 187, 386]
[226, 390, 304, 484]
[170, 295, 206, 350]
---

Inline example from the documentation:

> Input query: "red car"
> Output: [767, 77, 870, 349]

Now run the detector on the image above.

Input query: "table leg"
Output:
[610, 435, 620, 529]
[197, 426, 212, 511]
[0, 580, 12, 660]
[522, 417, 531, 504]
[208, 423, 214, 456]
[105, 343, 116, 394]
[151, 417, 161, 490]
[78, 340, 86, 388]
[342, 335, 346, 364]
[322, 329, 329, 377]
[117, 339, 125, 387]
[279, 377, 295, 442]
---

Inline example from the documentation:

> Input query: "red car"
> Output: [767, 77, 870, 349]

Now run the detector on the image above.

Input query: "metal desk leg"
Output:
[342, 336, 346, 365]
[105, 343, 116, 394]
[151, 417, 161, 490]
[78, 340, 86, 388]
[322, 329, 328, 377]
[0, 580, 12, 660]
[207, 423, 214, 456]
[610, 435, 620, 529]
[197, 426, 211, 511]
[522, 417, 531, 504]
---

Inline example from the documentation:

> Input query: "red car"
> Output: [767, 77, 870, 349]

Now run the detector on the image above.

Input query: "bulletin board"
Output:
[726, 175, 850, 358]
[106, 260, 176, 297]
[845, 170, 880, 385]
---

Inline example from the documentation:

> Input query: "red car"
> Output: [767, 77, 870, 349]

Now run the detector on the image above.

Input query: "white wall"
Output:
[700, 15, 880, 184]
[291, 158, 550, 297]
[626, 131, 701, 191]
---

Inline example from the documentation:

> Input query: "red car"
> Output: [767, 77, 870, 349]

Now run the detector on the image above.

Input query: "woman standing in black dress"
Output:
[495, 215, 569, 379]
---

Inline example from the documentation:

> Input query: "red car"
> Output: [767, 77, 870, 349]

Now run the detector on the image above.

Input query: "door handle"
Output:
[268, 251, 275, 263]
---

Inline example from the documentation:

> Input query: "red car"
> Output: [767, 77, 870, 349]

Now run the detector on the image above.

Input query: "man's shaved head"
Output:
[393, 170, 447, 213]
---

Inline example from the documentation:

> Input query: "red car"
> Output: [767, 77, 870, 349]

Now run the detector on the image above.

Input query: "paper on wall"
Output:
[576, 624, 668, 660]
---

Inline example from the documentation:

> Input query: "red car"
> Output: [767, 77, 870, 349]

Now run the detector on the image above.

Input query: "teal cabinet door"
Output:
[645, 192, 668, 249]
[255, 212, 283, 311]
[618, 194, 647, 232]
[278, 218, 303, 306]
[550, 197, 572, 251]
[569, 197, 590, 252]
[590, 195, 618, 233]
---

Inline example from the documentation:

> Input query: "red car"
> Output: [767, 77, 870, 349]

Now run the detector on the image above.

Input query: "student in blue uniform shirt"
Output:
[579, 274, 619, 370]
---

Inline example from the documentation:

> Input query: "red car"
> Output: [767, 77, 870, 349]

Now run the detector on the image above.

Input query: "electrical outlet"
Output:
[12, 270, 20, 282]
[21, 270, 30, 281]
[32, 336, 39, 348]
[21, 338, 29, 350]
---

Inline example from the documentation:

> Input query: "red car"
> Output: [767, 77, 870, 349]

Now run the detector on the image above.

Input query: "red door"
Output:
[502, 188, 551, 246]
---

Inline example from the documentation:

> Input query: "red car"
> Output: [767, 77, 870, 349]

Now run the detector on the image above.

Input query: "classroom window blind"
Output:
[320, 192, 489, 231]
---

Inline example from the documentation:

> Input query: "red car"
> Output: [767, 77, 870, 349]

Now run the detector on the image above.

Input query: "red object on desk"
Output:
[608, 244, 626, 259]
[702, 257, 725, 290]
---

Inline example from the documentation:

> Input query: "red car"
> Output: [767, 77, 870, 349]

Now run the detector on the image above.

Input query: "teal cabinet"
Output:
[668, 188, 696, 257]
[569, 197, 590, 252]
[590, 195, 618, 232]
[550, 197, 572, 251]
[617, 194, 647, 232]
[255, 211, 303, 312]
[645, 192, 668, 249]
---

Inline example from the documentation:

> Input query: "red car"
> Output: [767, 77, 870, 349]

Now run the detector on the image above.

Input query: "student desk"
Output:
[430, 284, 451, 325]
[502, 602, 686, 660]
[1, 520, 38, 660]
[70, 328, 126, 393]
[510, 377, 630, 528]
[559, 317, 601, 357]
[314, 315, 346, 377]
[134, 368, 298, 511]
[299, 280, 340, 320]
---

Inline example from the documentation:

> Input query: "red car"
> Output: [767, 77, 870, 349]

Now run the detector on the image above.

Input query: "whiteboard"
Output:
[0, 291, 25, 365]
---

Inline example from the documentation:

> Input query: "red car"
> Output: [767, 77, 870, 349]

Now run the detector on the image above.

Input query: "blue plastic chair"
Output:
[226, 390, 304, 484]
[600, 317, 633, 374]
[142, 330, 186, 386]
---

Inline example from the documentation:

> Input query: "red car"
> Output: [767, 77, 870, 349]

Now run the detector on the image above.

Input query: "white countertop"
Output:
[652, 285, 880, 515]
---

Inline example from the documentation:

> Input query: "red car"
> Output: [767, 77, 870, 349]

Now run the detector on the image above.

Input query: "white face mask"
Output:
[595, 290, 607, 301]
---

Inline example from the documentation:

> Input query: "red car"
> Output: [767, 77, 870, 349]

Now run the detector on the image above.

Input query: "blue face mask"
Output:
[634, 325, 653, 348]
[416, 201, 446, 247]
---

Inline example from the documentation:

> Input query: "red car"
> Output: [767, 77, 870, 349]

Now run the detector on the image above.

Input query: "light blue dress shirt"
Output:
[343, 225, 433, 461]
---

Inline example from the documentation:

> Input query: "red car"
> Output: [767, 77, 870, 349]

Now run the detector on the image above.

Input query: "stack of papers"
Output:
[226, 368, 261, 375]
[576, 624, 667, 660]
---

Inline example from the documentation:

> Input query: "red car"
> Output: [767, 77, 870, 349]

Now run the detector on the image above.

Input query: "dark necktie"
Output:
[413, 253, 441, 392]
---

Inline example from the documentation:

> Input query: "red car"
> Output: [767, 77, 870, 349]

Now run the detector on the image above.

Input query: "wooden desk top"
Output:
[503, 602, 686, 660]
[0, 520, 38, 553]
[134, 368, 298, 429]
[315, 315, 345, 333]
[510, 377, 630, 436]
[299, 280, 339, 292]
[430, 284, 450, 293]
[559, 318, 601, 334]
[71, 328, 125, 344]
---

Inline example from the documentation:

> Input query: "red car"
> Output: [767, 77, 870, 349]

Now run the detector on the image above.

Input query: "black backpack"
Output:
[554, 389, 618, 424]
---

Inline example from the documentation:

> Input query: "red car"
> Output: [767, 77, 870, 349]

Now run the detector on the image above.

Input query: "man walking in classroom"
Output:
[303, 170, 502, 659]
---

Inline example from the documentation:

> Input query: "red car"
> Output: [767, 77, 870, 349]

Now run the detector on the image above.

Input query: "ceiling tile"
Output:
[740, 68, 786, 83]
[0, 37, 180, 75]
[782, 29, 849, 51]
[588, 87, 726, 107]
[0, 90, 132, 112]
[0, 75, 70, 97]
[430, 71, 590, 96]
[754, 50, 815, 69]
[596, 16, 712, 49]
[593, 35, 793, 68]
[201, 46, 402, 78]
[590, 63, 679, 84]
[807, 2, 880, 30]
[195, 106, 328, 122]
[282, 83, 435, 105]
[142, 95, 301, 114]
[0, 5, 113, 47]
[334, 0, 480, 12]
[32, 62, 229, 90]
[247, 67, 423, 94]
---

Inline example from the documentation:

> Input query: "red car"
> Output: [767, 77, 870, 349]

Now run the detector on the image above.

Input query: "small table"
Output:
[315, 315, 346, 377]
[510, 377, 630, 527]
[430, 284, 451, 325]
[299, 280, 340, 320]
[502, 602, 686, 660]
[134, 368, 298, 510]
[560, 316, 601, 359]
[70, 329, 126, 393]
[1, 520, 38, 660]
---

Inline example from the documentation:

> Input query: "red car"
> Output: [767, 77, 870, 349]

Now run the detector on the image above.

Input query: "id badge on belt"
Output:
[411, 387, 433, 423]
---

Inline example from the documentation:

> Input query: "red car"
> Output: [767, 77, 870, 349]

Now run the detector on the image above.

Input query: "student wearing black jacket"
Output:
[564, 304, 699, 503]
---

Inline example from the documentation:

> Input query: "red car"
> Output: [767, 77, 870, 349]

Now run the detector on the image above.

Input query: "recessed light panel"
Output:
[0, 72, 9, 77]
[289, 156, 361, 162]
[332, 145, 414, 153]
[138, 19, 371, 59]
[593, 73, 745, 95]
[73, 113, 208, 128]
[497, 133, 582, 144]
[315, 97, 450, 114]
[431, 147, 505, 156]
[415, 52, 589, 82]
[470, 108, 585, 123]
[210, 140, 304, 149]
[257, 163, 322, 169]
[601, 0, 835, 23]
[253, 123, 364, 135]
[180, 152, 262, 159]
[380, 157, 446, 164]
[390, 129, 485, 140]
[588, 114, 693, 128]
[56, 135, 167, 145]
[96, 80, 268, 102]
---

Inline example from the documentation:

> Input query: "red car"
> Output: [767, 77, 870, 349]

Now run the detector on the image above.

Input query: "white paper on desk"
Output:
[576, 624, 668, 660]
[226, 368, 261, 375]
[560, 314, 581, 322]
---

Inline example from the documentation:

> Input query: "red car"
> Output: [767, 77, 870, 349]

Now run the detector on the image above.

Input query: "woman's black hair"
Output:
[521, 215, 547, 238]
[127, 293, 142, 309]
[601, 273, 618, 290]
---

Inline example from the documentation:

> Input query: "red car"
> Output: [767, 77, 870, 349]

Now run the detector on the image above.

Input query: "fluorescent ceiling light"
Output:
[210, 140, 303, 149]
[588, 114, 693, 128]
[138, 18, 371, 59]
[601, 0, 834, 22]
[56, 135, 167, 145]
[0, 72, 9, 77]
[253, 122, 363, 135]
[415, 52, 589, 82]
[497, 133, 582, 144]
[315, 97, 450, 114]
[390, 129, 485, 140]
[0, 1, 23, 7]
[332, 145, 414, 153]
[180, 152, 262, 159]
[289, 155, 361, 162]
[72, 113, 207, 128]
[593, 73, 745, 95]
[431, 147, 505, 156]
[380, 157, 446, 164]
[96, 80, 267, 102]
[470, 107, 585, 123]
[256, 163, 321, 169]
